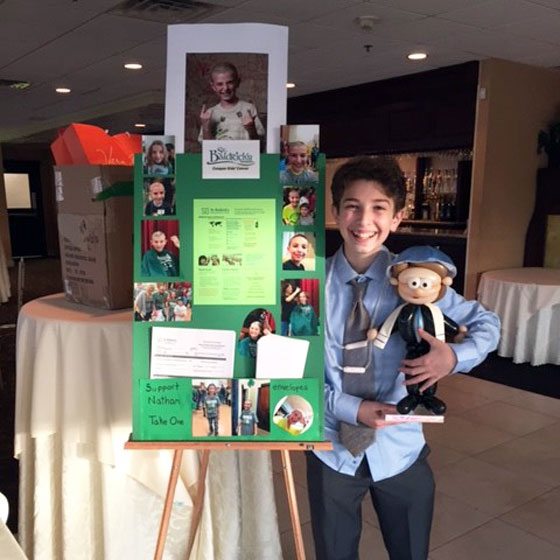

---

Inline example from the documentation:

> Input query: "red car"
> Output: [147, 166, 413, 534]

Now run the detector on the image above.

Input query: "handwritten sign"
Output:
[138, 379, 191, 440]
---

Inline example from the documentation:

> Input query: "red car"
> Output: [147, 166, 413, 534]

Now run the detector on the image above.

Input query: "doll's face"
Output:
[396, 266, 443, 305]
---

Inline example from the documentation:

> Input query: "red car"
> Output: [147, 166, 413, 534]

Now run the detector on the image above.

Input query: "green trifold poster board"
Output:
[132, 153, 325, 441]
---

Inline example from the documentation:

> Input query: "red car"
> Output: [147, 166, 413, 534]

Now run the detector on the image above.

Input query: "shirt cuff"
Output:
[449, 341, 478, 373]
[333, 392, 363, 425]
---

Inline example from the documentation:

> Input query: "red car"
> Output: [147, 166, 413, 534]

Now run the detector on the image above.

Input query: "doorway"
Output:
[3, 160, 46, 257]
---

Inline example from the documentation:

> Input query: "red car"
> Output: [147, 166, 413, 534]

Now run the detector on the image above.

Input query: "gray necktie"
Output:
[340, 278, 377, 457]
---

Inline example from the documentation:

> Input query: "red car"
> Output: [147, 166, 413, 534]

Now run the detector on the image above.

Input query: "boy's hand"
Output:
[169, 235, 180, 248]
[454, 325, 468, 343]
[400, 328, 457, 391]
[241, 111, 258, 138]
[357, 401, 400, 429]
[200, 105, 213, 137]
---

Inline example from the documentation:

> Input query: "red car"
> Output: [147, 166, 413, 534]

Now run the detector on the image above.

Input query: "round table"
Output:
[477, 268, 560, 365]
[15, 294, 281, 560]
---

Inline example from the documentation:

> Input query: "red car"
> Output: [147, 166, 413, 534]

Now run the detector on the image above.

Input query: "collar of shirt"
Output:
[331, 245, 392, 285]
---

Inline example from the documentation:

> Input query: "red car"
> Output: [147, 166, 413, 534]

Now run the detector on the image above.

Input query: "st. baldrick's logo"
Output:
[207, 147, 255, 166]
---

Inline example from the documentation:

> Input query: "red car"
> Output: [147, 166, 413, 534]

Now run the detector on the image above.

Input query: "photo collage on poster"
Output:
[132, 31, 323, 443]
[135, 135, 193, 323]
[280, 124, 321, 342]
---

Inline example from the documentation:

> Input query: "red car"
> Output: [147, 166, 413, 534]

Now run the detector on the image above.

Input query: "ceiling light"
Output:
[56, 87, 71, 94]
[407, 52, 428, 61]
[286, 82, 296, 89]
[134, 123, 147, 128]
[124, 63, 143, 70]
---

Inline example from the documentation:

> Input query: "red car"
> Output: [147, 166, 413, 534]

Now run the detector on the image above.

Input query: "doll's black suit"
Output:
[394, 303, 460, 414]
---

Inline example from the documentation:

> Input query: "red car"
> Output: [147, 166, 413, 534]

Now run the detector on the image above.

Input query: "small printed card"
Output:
[150, 326, 236, 379]
[202, 140, 260, 179]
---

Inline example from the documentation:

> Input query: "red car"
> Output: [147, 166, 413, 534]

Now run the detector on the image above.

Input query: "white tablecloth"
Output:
[477, 268, 560, 365]
[15, 294, 281, 560]
[0, 520, 27, 559]
[0, 239, 10, 303]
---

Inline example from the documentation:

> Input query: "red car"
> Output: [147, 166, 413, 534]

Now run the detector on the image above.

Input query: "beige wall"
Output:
[0, 145, 13, 265]
[466, 59, 560, 298]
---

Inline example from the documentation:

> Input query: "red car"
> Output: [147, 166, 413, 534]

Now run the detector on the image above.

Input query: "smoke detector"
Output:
[355, 15, 380, 31]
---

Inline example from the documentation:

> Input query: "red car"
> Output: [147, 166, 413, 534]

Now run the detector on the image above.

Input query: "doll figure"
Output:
[374, 246, 467, 415]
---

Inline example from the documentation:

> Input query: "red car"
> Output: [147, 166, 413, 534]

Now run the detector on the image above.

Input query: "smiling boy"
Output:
[141, 231, 180, 277]
[280, 141, 318, 186]
[282, 188, 301, 225]
[144, 181, 173, 216]
[307, 157, 500, 560]
[282, 233, 309, 270]
[199, 62, 265, 143]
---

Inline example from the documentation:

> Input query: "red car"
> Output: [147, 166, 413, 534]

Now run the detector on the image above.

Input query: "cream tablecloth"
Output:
[478, 268, 560, 366]
[15, 294, 281, 560]
[0, 520, 27, 560]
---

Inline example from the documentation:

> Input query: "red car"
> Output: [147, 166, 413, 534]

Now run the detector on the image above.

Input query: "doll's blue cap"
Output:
[389, 246, 457, 279]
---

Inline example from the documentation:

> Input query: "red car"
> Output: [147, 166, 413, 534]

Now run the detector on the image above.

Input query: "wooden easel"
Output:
[125, 440, 332, 560]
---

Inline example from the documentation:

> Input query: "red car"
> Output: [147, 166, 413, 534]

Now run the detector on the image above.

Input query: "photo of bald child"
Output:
[185, 53, 268, 152]
[143, 179, 175, 217]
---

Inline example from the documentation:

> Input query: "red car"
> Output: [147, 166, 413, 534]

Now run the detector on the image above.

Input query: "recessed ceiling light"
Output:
[286, 82, 296, 89]
[134, 123, 147, 128]
[124, 63, 143, 70]
[407, 52, 428, 61]
[55, 87, 71, 94]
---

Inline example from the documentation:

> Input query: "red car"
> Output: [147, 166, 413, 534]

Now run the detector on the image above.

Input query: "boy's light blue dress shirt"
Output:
[316, 246, 500, 481]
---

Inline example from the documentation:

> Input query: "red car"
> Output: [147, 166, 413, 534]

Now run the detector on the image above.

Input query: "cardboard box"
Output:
[55, 165, 133, 309]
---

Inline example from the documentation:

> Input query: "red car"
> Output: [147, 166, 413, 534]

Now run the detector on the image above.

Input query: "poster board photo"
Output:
[185, 53, 268, 153]
[165, 23, 288, 153]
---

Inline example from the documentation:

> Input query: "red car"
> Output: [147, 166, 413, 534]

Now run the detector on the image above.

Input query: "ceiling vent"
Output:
[0, 78, 31, 90]
[109, 0, 223, 24]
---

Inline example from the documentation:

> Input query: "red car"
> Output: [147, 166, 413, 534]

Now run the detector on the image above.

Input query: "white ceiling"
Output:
[1, 0, 559, 143]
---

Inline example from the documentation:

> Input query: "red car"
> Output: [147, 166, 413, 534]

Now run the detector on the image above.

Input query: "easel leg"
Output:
[280, 450, 306, 560]
[155, 449, 183, 560]
[186, 449, 211, 559]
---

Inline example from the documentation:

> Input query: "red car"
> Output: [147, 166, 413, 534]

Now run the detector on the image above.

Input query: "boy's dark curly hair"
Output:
[331, 156, 406, 212]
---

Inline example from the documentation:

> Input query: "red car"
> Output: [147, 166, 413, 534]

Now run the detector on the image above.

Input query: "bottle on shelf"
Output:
[404, 172, 416, 219]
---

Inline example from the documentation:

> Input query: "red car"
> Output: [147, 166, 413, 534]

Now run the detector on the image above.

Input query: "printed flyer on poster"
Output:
[193, 198, 276, 305]
[150, 326, 236, 379]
